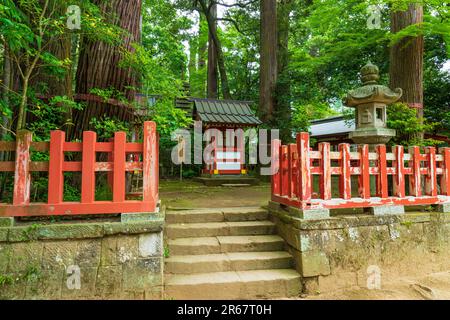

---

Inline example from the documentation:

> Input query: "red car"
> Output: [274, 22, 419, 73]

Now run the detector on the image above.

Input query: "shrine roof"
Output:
[191, 98, 262, 126]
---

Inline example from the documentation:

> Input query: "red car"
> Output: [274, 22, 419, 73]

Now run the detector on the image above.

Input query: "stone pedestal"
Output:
[365, 205, 405, 216]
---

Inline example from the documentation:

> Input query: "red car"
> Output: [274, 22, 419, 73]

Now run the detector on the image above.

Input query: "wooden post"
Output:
[107, 137, 114, 192]
[81, 131, 97, 203]
[113, 131, 126, 203]
[142, 121, 158, 211]
[281, 145, 289, 197]
[339, 143, 351, 200]
[271, 139, 281, 196]
[408, 146, 421, 197]
[376, 145, 388, 198]
[297, 133, 311, 208]
[319, 142, 331, 200]
[288, 144, 297, 199]
[440, 148, 450, 196]
[358, 144, 370, 199]
[48, 130, 65, 204]
[393, 145, 405, 198]
[13, 130, 32, 206]
[425, 147, 437, 196]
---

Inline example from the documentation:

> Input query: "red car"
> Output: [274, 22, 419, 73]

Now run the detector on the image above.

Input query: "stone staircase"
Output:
[164, 207, 302, 300]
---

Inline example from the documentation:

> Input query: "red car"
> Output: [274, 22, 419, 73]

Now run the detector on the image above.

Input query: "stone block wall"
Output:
[0, 213, 164, 300]
[268, 202, 450, 295]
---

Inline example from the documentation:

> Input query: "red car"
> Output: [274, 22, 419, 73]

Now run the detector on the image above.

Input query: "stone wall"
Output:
[0, 213, 164, 300]
[268, 202, 450, 295]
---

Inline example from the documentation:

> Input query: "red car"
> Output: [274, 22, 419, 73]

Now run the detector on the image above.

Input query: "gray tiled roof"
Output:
[191, 98, 262, 126]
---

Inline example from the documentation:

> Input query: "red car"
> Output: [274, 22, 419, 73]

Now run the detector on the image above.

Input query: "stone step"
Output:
[165, 251, 293, 274]
[166, 221, 276, 239]
[167, 235, 286, 255]
[166, 207, 268, 224]
[164, 269, 302, 300]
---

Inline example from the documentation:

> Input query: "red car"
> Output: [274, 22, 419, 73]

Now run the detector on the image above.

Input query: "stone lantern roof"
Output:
[345, 62, 403, 107]
[344, 62, 402, 146]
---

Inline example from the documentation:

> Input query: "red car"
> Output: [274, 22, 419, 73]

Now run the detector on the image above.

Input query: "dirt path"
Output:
[160, 180, 271, 209]
[304, 271, 450, 300]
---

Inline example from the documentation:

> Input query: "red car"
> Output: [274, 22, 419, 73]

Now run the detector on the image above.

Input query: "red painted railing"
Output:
[0, 122, 158, 217]
[271, 133, 450, 210]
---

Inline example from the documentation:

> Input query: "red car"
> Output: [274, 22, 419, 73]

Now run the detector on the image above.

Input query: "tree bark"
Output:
[259, 0, 278, 123]
[275, 0, 293, 142]
[72, 0, 142, 139]
[389, 4, 424, 123]
[198, 0, 232, 100]
[207, 3, 219, 99]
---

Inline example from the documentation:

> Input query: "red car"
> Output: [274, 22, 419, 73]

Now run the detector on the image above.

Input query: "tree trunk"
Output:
[275, 0, 293, 142]
[207, 3, 218, 99]
[199, 0, 232, 100]
[72, 0, 142, 139]
[259, 0, 278, 123]
[389, 4, 424, 129]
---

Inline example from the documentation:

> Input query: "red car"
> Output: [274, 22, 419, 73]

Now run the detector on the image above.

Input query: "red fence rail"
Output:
[271, 133, 450, 210]
[0, 121, 158, 217]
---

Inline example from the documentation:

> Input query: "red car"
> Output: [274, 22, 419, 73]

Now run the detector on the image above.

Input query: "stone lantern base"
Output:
[349, 127, 396, 145]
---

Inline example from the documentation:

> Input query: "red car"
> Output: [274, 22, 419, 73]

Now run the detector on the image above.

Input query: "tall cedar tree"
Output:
[72, 0, 142, 139]
[389, 4, 424, 124]
[259, 0, 277, 123]
[207, 3, 219, 98]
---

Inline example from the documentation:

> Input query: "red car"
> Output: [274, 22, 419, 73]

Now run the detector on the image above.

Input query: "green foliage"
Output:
[387, 103, 439, 146]
[181, 168, 197, 179]
[292, 102, 339, 133]
[164, 246, 170, 259]
[90, 116, 130, 140]
[63, 173, 81, 202]
[0, 274, 14, 287]
[26, 95, 83, 140]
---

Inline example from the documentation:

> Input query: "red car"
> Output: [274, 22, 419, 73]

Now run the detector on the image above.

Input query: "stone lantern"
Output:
[345, 62, 402, 145]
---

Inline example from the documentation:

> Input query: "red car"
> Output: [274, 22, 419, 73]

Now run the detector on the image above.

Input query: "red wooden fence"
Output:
[271, 133, 450, 210]
[0, 121, 158, 217]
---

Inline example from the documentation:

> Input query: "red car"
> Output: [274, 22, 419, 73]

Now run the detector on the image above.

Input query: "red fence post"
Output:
[107, 137, 114, 191]
[48, 130, 65, 205]
[271, 139, 281, 196]
[142, 121, 158, 211]
[376, 145, 388, 198]
[297, 133, 311, 208]
[425, 147, 437, 196]
[393, 145, 405, 197]
[358, 144, 370, 199]
[319, 142, 331, 200]
[81, 131, 97, 203]
[441, 148, 450, 196]
[339, 143, 351, 200]
[288, 144, 298, 199]
[113, 131, 126, 203]
[281, 145, 289, 197]
[13, 130, 32, 206]
[409, 146, 422, 197]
